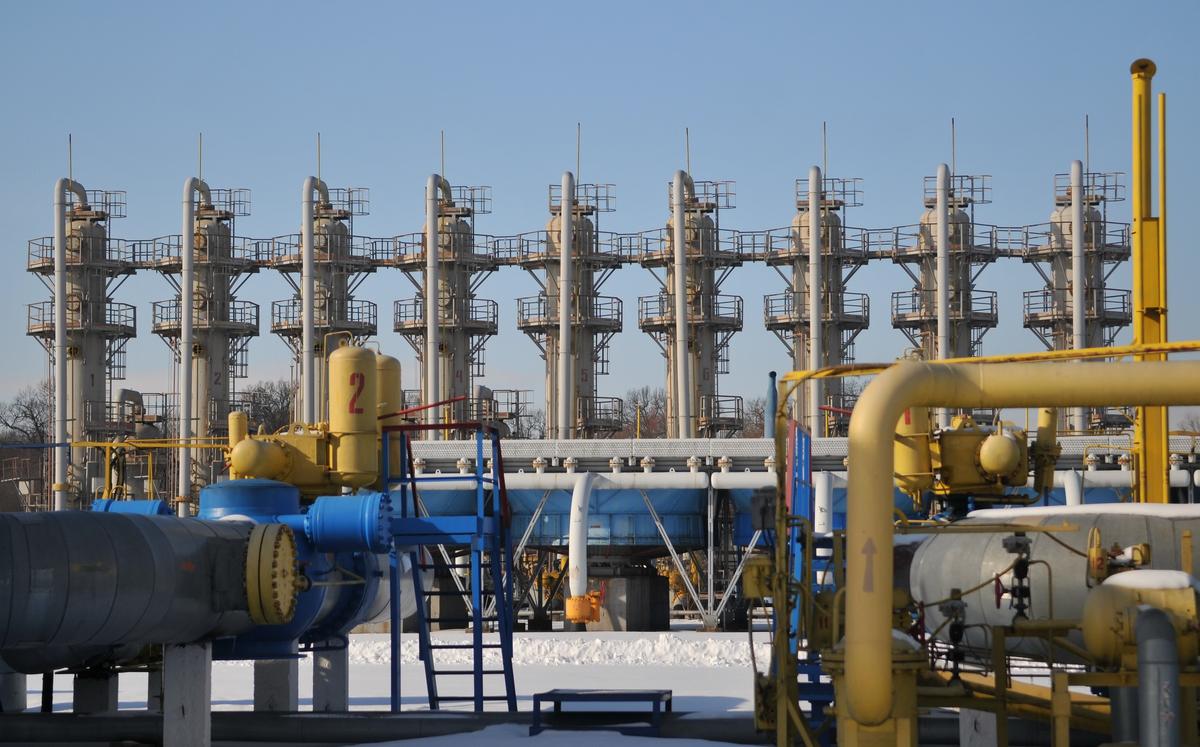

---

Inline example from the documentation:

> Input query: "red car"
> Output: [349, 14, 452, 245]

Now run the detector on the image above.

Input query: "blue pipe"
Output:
[765, 371, 778, 439]
[91, 499, 172, 515]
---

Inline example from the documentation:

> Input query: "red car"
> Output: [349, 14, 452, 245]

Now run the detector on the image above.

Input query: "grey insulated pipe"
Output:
[935, 163, 950, 428]
[301, 176, 329, 425]
[425, 174, 451, 438]
[0, 511, 258, 673]
[53, 178, 87, 511]
[558, 171, 575, 439]
[1070, 160, 1086, 431]
[808, 166, 823, 434]
[1137, 606, 1181, 747]
[178, 176, 211, 516]
[672, 170, 694, 437]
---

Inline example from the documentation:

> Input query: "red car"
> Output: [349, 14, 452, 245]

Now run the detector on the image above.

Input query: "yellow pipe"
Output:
[1130, 59, 1170, 503]
[844, 358, 1200, 726]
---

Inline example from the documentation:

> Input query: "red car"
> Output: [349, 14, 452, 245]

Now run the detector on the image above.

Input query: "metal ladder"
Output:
[384, 423, 517, 713]
[787, 425, 835, 744]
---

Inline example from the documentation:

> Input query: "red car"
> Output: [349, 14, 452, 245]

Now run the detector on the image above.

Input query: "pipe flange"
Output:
[245, 523, 299, 626]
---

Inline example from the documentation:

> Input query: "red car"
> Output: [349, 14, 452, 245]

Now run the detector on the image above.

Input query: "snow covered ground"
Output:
[26, 629, 765, 744]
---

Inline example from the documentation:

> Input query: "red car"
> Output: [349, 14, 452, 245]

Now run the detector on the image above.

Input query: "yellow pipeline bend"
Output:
[845, 359, 1200, 726]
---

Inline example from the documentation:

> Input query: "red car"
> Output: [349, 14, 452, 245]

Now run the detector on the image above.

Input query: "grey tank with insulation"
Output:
[908, 504, 1200, 660]
[0, 511, 256, 672]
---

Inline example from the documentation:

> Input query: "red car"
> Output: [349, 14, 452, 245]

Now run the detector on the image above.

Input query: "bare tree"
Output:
[0, 382, 51, 444]
[742, 396, 767, 437]
[239, 380, 296, 433]
[616, 386, 668, 438]
[1179, 411, 1200, 433]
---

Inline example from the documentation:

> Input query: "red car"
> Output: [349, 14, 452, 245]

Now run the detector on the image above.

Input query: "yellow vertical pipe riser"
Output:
[845, 359, 1200, 727]
[1130, 58, 1169, 503]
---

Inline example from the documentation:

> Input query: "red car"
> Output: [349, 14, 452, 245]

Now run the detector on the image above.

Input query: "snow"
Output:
[969, 503, 1200, 520]
[1103, 568, 1200, 590]
[358, 723, 745, 746]
[26, 630, 764, 723]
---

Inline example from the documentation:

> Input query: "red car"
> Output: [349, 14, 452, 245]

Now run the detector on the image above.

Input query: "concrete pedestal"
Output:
[959, 709, 997, 747]
[163, 642, 211, 747]
[72, 670, 118, 714]
[147, 667, 164, 714]
[0, 670, 25, 713]
[586, 575, 670, 632]
[312, 646, 349, 712]
[253, 657, 299, 712]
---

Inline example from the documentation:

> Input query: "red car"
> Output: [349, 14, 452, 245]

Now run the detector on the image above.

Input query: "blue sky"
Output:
[1, 1, 1196, 410]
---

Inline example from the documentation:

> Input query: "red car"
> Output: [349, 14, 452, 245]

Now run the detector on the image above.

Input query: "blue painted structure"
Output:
[196, 479, 393, 659]
[91, 498, 172, 515]
[382, 424, 517, 713]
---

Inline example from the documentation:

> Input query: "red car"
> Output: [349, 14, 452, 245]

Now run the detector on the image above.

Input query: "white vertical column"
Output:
[557, 171, 575, 439]
[672, 171, 693, 438]
[935, 163, 950, 428]
[425, 174, 443, 439]
[807, 166, 823, 435]
[1070, 160, 1086, 431]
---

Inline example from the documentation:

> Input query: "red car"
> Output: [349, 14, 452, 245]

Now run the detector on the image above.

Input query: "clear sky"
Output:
[1, 1, 1197, 413]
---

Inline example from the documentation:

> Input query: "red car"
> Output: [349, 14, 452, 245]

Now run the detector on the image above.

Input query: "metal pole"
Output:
[178, 176, 210, 515]
[765, 371, 777, 439]
[300, 176, 327, 425]
[53, 179, 85, 511]
[672, 170, 693, 437]
[935, 163, 950, 428]
[808, 166, 823, 435]
[557, 171, 574, 439]
[425, 175, 445, 439]
[1070, 160, 1086, 431]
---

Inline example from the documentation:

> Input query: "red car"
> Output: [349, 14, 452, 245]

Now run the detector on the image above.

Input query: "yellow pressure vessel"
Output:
[894, 406, 933, 497]
[376, 353, 403, 483]
[329, 343, 378, 489]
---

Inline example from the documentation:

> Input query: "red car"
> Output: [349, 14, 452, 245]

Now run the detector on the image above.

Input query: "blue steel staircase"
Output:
[384, 423, 517, 712]
[787, 425, 835, 744]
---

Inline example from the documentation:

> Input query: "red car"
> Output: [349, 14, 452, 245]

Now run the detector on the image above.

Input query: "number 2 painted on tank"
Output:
[348, 372, 365, 414]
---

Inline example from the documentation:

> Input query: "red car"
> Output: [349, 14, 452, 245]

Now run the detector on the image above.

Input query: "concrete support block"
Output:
[0, 670, 26, 713]
[587, 575, 670, 632]
[72, 670, 118, 714]
[958, 709, 996, 747]
[163, 642, 211, 747]
[312, 646, 349, 712]
[147, 667, 164, 714]
[254, 657, 299, 712]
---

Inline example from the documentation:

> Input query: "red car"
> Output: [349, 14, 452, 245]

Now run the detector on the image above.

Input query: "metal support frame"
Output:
[639, 489, 713, 629]
[384, 422, 516, 714]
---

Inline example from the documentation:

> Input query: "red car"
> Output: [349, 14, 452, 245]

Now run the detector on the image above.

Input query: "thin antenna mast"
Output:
[576, 122, 581, 186]
[1084, 114, 1090, 180]
[198, 133, 203, 181]
[316, 132, 322, 182]
[684, 127, 691, 175]
[440, 130, 445, 179]
[822, 121, 828, 177]
[68, 134, 73, 184]
[951, 117, 957, 176]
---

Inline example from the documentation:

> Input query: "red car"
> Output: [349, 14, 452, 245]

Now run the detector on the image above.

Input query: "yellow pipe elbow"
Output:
[846, 358, 1200, 727]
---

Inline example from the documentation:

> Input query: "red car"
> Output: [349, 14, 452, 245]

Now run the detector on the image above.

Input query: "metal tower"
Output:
[759, 174, 869, 436]
[267, 186, 375, 421]
[27, 187, 149, 507]
[509, 179, 624, 438]
[1018, 165, 1130, 429]
[390, 178, 515, 434]
[633, 174, 743, 438]
[885, 170, 999, 360]
[149, 188, 259, 486]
